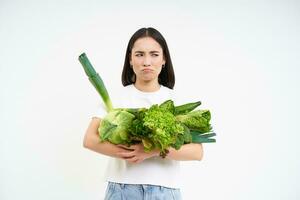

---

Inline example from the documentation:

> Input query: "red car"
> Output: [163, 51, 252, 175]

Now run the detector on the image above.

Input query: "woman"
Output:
[83, 27, 203, 200]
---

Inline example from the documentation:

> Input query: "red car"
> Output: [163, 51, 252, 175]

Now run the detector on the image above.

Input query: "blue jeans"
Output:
[104, 182, 182, 200]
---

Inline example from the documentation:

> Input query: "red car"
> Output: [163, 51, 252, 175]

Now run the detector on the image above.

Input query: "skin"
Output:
[83, 36, 203, 163]
[130, 37, 165, 92]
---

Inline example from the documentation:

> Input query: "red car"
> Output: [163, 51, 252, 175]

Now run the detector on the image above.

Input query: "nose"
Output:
[143, 55, 151, 67]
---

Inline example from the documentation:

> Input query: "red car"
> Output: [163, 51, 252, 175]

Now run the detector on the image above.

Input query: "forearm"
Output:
[83, 118, 203, 161]
[166, 143, 203, 161]
[83, 117, 120, 158]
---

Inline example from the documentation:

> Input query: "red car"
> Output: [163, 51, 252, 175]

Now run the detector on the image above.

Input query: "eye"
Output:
[135, 54, 143, 57]
[151, 54, 159, 57]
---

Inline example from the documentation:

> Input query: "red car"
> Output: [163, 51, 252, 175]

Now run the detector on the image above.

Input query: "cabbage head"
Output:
[99, 110, 135, 144]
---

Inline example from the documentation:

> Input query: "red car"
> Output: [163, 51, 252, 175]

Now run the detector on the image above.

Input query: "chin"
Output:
[142, 79, 154, 82]
[140, 75, 156, 81]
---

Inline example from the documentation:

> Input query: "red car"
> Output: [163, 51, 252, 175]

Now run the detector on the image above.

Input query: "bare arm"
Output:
[166, 143, 203, 161]
[119, 143, 203, 163]
[83, 117, 203, 162]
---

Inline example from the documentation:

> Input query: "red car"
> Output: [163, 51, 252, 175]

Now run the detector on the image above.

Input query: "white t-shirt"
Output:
[94, 84, 182, 189]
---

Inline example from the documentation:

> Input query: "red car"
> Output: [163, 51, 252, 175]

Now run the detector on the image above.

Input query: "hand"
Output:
[116, 143, 159, 164]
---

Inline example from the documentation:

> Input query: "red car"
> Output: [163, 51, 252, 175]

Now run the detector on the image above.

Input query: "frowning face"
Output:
[130, 37, 165, 83]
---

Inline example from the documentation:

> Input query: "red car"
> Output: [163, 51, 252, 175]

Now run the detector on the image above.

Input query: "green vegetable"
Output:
[79, 53, 113, 112]
[141, 104, 185, 154]
[190, 130, 216, 143]
[100, 110, 136, 144]
[79, 53, 134, 145]
[174, 101, 202, 115]
[79, 52, 216, 157]
[176, 110, 212, 133]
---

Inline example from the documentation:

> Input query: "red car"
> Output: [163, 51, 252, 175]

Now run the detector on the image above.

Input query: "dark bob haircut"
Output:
[121, 27, 175, 89]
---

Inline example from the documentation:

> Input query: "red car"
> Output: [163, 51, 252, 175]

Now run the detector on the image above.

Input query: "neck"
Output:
[134, 79, 160, 92]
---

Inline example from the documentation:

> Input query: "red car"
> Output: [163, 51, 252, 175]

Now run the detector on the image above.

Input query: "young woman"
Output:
[83, 27, 203, 200]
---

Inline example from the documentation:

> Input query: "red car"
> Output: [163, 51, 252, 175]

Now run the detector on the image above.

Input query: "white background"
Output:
[1, 0, 299, 199]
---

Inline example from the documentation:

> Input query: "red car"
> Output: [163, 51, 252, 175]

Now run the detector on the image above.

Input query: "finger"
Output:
[117, 144, 128, 149]
[120, 154, 134, 159]
[125, 157, 139, 163]
[118, 151, 135, 159]
[130, 144, 142, 150]
[117, 144, 134, 150]
[120, 143, 142, 150]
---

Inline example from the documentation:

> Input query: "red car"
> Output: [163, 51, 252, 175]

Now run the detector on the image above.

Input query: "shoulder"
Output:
[161, 85, 174, 94]
[158, 85, 177, 103]
[123, 84, 134, 91]
[118, 84, 134, 93]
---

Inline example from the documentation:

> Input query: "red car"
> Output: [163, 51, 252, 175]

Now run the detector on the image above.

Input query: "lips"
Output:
[142, 69, 154, 72]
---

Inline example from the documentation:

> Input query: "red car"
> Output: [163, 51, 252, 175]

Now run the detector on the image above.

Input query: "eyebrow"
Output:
[134, 50, 160, 54]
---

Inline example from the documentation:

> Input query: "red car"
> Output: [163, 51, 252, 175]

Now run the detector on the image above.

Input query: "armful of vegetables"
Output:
[79, 52, 216, 158]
